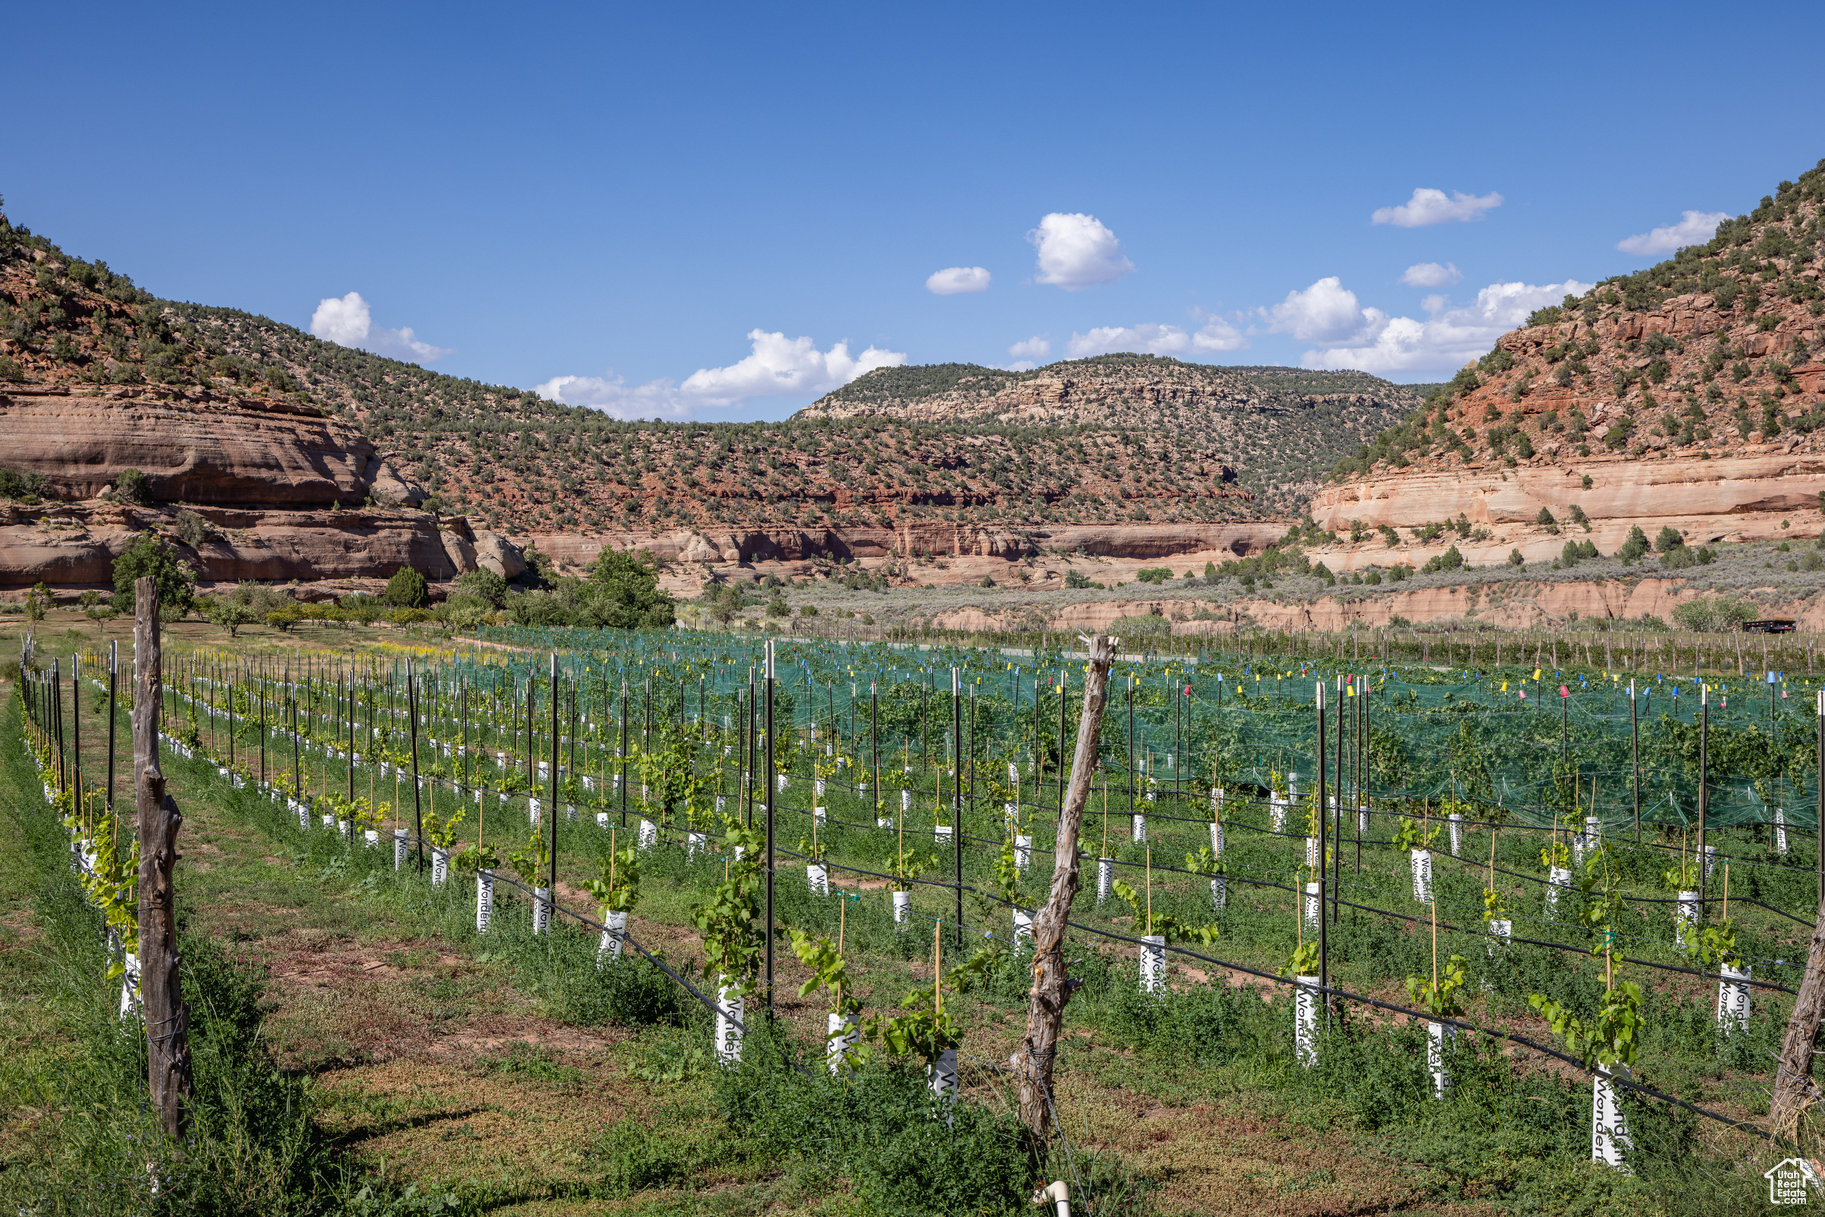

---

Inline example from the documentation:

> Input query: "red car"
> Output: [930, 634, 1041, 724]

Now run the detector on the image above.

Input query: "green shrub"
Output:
[1508, 548, 1525, 567]
[1421, 546, 1464, 574]
[111, 531, 195, 614]
[453, 567, 508, 608]
[174, 508, 211, 548]
[382, 566, 430, 608]
[1618, 526, 1651, 563]
[1065, 569, 1093, 589]
[0, 466, 49, 501]
[112, 467, 152, 505]
[1654, 526, 1685, 553]
[1135, 567, 1173, 584]
[1672, 595, 1756, 631]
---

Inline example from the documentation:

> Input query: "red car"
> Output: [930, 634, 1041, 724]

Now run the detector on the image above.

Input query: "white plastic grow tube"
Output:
[1409, 849, 1433, 902]
[1293, 974, 1319, 1067]
[1675, 891, 1700, 946]
[1139, 934, 1166, 993]
[1545, 866, 1573, 916]
[1427, 1020, 1454, 1098]
[598, 910, 628, 965]
[119, 951, 141, 1021]
[476, 869, 494, 933]
[715, 978, 744, 1067]
[1591, 1064, 1632, 1168]
[1716, 963, 1751, 1033]
[927, 1048, 957, 1124]
[826, 1012, 860, 1075]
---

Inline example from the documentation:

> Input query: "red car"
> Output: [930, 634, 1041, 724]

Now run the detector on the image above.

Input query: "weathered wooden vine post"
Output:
[1772, 688, 1825, 1141]
[1015, 634, 1115, 1150]
[132, 576, 193, 1140]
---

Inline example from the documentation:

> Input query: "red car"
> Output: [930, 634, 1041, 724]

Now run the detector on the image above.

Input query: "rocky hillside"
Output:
[1314, 160, 1825, 557]
[0, 209, 500, 586]
[804, 356, 1427, 514]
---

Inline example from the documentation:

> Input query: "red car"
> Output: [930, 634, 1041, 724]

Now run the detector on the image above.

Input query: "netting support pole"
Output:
[1316, 679, 1329, 1011]
[408, 657, 424, 874]
[1630, 679, 1640, 845]
[1697, 687, 1709, 909]
[764, 641, 776, 1013]
[547, 653, 559, 897]
[1331, 675, 1343, 925]
[952, 666, 963, 950]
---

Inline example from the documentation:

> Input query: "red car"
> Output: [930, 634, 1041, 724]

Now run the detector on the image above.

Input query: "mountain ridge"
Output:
[1312, 159, 1825, 553]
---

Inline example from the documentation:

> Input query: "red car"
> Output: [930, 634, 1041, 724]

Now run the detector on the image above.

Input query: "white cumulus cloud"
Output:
[926, 266, 991, 294]
[1064, 319, 1247, 359]
[1266, 277, 1383, 344]
[533, 373, 692, 421]
[1008, 336, 1051, 360]
[1401, 261, 1462, 288]
[1371, 188, 1503, 228]
[680, 329, 905, 407]
[538, 329, 907, 419]
[1028, 212, 1133, 289]
[308, 291, 451, 364]
[1299, 278, 1593, 378]
[1616, 210, 1730, 257]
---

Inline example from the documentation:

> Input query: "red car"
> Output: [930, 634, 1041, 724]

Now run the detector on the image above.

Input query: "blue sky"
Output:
[6, 1, 1823, 419]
